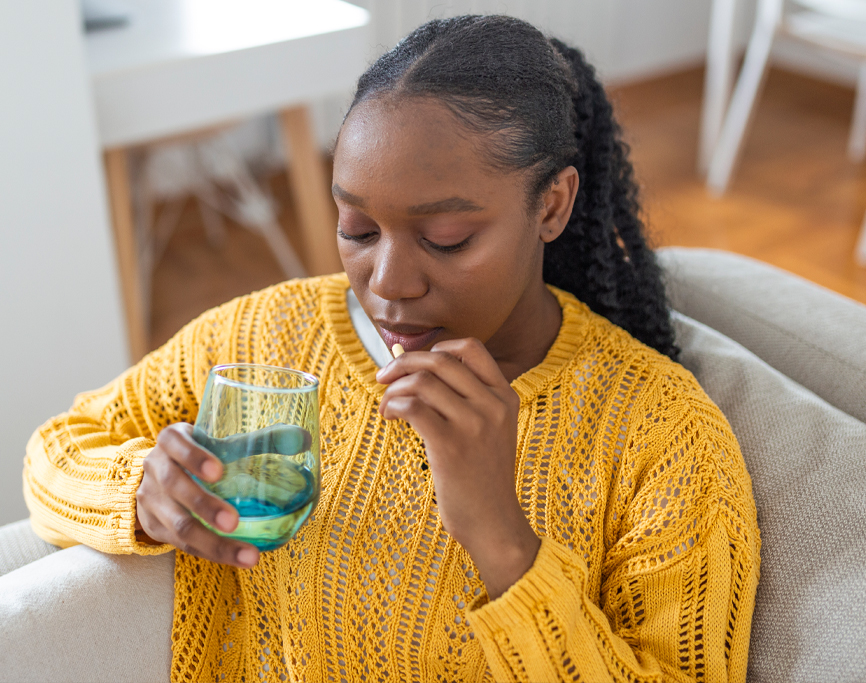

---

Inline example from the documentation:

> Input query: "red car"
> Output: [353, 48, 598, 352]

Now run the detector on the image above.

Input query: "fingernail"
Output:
[237, 548, 258, 567]
[215, 510, 236, 532]
[202, 460, 221, 481]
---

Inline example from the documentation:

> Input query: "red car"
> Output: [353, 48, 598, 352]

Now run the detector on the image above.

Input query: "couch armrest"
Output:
[0, 545, 174, 683]
[658, 247, 866, 423]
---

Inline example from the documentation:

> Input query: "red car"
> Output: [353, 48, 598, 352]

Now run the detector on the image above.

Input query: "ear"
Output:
[538, 166, 578, 243]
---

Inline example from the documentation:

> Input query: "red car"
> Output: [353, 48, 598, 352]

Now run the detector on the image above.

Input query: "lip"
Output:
[377, 324, 443, 353]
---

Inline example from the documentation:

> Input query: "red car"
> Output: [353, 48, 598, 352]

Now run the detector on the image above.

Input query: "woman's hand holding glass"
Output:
[136, 423, 261, 568]
[136, 364, 320, 568]
[376, 338, 541, 600]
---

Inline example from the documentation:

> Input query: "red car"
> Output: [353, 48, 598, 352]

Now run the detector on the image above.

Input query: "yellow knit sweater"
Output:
[24, 274, 759, 683]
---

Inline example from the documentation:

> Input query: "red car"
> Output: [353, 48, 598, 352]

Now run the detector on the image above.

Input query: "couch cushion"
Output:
[659, 247, 866, 424]
[673, 311, 866, 683]
[0, 519, 60, 578]
[0, 545, 174, 683]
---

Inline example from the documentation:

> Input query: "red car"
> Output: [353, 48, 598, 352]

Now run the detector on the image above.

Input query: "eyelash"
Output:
[337, 228, 471, 254]
[429, 237, 470, 254]
[337, 228, 374, 244]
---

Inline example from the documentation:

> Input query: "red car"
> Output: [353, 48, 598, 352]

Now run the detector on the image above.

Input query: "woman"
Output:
[24, 15, 759, 683]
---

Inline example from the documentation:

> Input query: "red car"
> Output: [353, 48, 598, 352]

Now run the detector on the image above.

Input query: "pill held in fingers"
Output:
[392, 343, 405, 358]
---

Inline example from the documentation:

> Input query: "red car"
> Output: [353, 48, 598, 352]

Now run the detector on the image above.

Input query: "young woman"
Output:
[24, 15, 759, 683]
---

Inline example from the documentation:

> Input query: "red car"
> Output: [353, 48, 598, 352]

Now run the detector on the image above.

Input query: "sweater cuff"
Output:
[467, 536, 586, 634]
[114, 439, 172, 555]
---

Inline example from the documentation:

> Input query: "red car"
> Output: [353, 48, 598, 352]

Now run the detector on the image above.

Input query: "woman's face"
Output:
[332, 97, 569, 360]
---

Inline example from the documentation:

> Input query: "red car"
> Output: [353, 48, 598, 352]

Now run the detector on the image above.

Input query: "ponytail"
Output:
[544, 40, 679, 358]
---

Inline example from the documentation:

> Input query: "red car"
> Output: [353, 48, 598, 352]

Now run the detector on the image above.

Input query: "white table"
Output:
[86, 0, 370, 360]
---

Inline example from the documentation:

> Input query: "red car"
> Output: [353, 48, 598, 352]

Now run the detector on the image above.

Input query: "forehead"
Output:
[333, 96, 519, 204]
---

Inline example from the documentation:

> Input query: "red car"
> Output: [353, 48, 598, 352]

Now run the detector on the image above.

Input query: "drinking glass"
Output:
[192, 363, 320, 551]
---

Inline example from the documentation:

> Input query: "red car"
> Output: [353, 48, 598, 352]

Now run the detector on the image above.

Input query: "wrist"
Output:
[461, 515, 540, 601]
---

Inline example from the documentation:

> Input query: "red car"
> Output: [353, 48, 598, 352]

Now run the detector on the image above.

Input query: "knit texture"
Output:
[24, 274, 759, 683]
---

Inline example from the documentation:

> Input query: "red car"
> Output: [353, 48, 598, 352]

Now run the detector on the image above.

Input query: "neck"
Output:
[484, 279, 563, 383]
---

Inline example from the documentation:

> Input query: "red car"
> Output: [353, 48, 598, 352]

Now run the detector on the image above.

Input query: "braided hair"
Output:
[345, 15, 679, 359]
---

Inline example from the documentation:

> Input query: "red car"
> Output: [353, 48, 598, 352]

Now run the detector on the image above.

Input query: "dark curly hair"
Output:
[345, 15, 679, 359]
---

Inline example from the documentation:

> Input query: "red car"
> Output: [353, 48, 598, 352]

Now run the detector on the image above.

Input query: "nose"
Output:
[368, 235, 427, 301]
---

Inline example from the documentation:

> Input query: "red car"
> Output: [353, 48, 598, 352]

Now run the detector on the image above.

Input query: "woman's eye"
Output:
[427, 237, 471, 254]
[337, 228, 376, 243]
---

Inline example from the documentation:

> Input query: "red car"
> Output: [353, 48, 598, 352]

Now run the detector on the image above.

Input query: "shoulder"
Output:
[557, 288, 734, 448]
[576, 302, 749, 502]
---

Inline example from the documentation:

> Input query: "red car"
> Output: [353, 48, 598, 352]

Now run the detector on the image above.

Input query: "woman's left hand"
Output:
[376, 338, 541, 600]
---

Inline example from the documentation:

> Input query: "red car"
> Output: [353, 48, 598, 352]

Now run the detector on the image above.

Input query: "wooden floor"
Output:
[150, 66, 866, 351]
[610, 66, 866, 303]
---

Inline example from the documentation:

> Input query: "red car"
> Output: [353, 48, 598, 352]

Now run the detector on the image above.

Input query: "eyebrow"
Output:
[332, 184, 366, 207]
[331, 184, 484, 216]
[407, 197, 484, 216]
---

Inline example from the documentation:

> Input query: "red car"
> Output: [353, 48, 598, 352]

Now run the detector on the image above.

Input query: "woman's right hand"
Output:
[136, 422, 260, 568]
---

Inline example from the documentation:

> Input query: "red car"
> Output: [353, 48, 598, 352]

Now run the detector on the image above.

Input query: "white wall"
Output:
[0, 0, 128, 525]
[352, 0, 716, 83]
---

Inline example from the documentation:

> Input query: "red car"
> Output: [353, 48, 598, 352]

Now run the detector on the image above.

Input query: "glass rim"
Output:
[208, 363, 319, 394]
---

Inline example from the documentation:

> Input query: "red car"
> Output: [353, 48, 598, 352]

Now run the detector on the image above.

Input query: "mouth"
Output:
[376, 323, 444, 353]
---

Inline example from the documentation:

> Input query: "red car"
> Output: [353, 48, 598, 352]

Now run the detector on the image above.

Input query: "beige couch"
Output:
[1, 247, 864, 682]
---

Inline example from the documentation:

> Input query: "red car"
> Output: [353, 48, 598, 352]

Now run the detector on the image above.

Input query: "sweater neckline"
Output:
[320, 274, 589, 401]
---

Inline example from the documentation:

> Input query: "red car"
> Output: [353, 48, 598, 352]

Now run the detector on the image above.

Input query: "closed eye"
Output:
[426, 236, 471, 254]
[337, 228, 376, 243]
[338, 227, 471, 253]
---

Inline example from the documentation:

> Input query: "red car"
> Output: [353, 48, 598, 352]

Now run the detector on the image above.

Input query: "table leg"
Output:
[104, 148, 149, 362]
[279, 106, 342, 276]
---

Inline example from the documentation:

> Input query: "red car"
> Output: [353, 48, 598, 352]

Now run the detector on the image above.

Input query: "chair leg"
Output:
[707, 0, 782, 195]
[848, 62, 866, 163]
[856, 210, 866, 267]
[700, 0, 739, 174]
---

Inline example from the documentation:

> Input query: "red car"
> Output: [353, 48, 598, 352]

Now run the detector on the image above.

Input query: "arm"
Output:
[467, 386, 759, 683]
[23, 298, 244, 554]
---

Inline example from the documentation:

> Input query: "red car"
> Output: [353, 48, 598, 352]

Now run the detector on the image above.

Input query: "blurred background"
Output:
[1, 0, 864, 526]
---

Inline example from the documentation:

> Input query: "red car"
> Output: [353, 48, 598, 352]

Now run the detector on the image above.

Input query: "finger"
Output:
[164, 459, 241, 534]
[142, 452, 239, 534]
[151, 496, 259, 568]
[428, 337, 508, 387]
[157, 424, 223, 483]
[380, 395, 448, 439]
[380, 370, 467, 422]
[377, 343, 502, 396]
[134, 483, 166, 543]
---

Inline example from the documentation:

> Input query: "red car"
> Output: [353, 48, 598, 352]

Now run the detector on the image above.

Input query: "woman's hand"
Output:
[376, 338, 540, 600]
[136, 423, 260, 568]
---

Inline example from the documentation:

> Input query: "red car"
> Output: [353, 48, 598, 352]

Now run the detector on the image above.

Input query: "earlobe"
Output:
[539, 166, 579, 243]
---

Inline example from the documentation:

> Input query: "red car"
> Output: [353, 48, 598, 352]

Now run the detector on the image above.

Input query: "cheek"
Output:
[441, 241, 536, 330]
[337, 242, 370, 289]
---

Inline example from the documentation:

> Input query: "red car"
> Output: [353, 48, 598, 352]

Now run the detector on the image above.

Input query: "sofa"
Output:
[1, 247, 864, 682]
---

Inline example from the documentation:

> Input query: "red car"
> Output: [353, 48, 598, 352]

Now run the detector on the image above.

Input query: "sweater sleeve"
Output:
[23, 297, 244, 555]
[467, 381, 760, 683]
